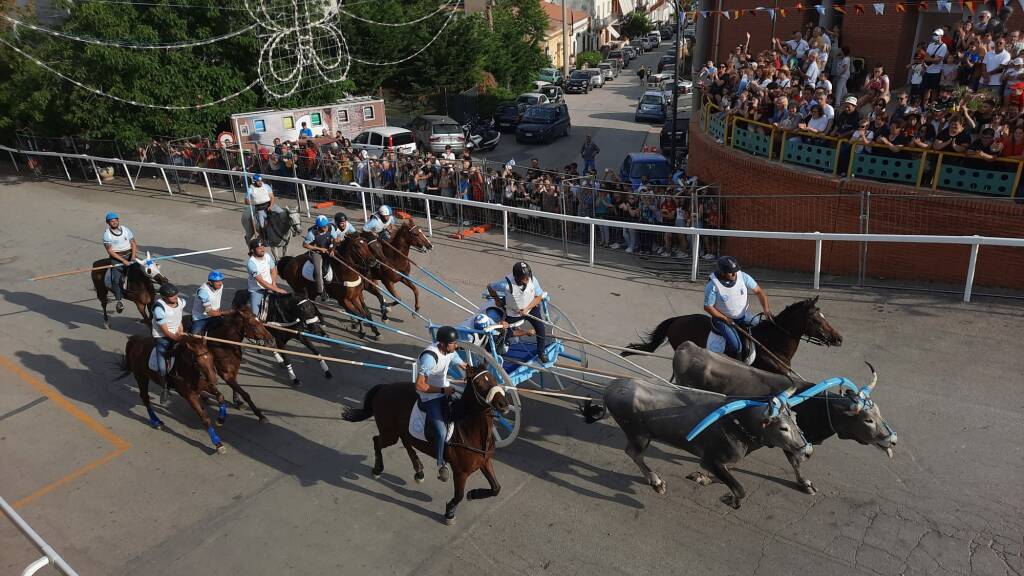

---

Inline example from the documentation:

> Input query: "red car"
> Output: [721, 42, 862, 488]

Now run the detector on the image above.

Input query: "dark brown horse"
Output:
[277, 236, 382, 338]
[362, 220, 433, 312]
[90, 252, 167, 328]
[342, 364, 510, 525]
[622, 297, 843, 375]
[115, 334, 227, 453]
[201, 305, 276, 421]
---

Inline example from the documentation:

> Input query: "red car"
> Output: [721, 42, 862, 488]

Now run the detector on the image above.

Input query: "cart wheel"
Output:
[449, 341, 521, 447]
[534, 301, 589, 392]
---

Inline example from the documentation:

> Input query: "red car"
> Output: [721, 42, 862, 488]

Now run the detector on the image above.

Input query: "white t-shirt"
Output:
[785, 38, 809, 58]
[910, 63, 925, 85]
[807, 114, 831, 133]
[246, 254, 276, 291]
[804, 60, 820, 87]
[102, 226, 134, 254]
[246, 183, 273, 205]
[983, 49, 1011, 86]
[925, 42, 948, 74]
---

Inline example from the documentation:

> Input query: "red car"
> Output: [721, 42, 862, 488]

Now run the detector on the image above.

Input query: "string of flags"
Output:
[685, 0, 1021, 20]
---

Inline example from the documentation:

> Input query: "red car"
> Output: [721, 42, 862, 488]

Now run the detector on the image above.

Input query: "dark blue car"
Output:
[619, 152, 672, 190]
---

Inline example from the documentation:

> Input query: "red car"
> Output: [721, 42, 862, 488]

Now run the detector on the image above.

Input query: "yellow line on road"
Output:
[0, 354, 131, 508]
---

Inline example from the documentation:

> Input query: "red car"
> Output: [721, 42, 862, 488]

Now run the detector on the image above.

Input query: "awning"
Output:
[608, 25, 621, 39]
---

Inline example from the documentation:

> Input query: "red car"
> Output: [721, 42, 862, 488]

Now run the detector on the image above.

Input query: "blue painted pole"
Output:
[331, 308, 432, 344]
[270, 325, 416, 362]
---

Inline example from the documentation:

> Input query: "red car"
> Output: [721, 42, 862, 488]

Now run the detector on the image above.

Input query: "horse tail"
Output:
[621, 317, 677, 356]
[341, 384, 384, 422]
[578, 399, 607, 423]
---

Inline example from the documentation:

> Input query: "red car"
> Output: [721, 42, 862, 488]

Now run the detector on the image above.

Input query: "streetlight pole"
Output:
[670, 0, 683, 171]
[562, 0, 571, 77]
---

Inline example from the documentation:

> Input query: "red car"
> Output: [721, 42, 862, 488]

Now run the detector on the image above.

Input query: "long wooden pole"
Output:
[555, 335, 675, 360]
[192, 334, 412, 374]
[30, 247, 233, 281]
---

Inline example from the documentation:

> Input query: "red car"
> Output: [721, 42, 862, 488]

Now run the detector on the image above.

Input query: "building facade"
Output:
[541, 2, 591, 69]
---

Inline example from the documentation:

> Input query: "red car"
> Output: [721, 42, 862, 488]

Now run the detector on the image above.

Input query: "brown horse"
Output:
[201, 305, 275, 421]
[90, 253, 167, 328]
[622, 297, 843, 375]
[277, 235, 381, 338]
[342, 364, 510, 525]
[362, 220, 433, 312]
[115, 334, 228, 453]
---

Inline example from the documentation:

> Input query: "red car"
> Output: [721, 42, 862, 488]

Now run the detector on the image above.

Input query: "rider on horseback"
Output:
[245, 174, 284, 239]
[247, 238, 288, 318]
[333, 212, 358, 239]
[303, 215, 340, 301]
[190, 270, 226, 335]
[703, 256, 772, 362]
[102, 212, 137, 314]
[486, 261, 549, 364]
[416, 325, 467, 483]
[153, 283, 186, 380]
[362, 205, 397, 259]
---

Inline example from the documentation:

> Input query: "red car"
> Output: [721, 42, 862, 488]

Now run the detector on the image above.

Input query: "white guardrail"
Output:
[1, 496, 79, 576]
[4, 144, 1024, 303]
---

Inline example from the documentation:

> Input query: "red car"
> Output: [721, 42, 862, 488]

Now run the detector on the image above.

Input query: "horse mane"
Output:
[776, 297, 818, 322]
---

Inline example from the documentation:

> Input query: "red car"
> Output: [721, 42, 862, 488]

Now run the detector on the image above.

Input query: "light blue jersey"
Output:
[703, 272, 758, 307]
[304, 227, 343, 244]
[362, 215, 393, 234]
[191, 282, 222, 321]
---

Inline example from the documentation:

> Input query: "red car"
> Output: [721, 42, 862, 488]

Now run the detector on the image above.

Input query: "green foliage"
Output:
[576, 51, 603, 69]
[620, 11, 653, 40]
[0, 0, 549, 146]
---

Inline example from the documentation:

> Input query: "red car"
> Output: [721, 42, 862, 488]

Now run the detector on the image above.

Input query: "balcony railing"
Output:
[700, 97, 1023, 198]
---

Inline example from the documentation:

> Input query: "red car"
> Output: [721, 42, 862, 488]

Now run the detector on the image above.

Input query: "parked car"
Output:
[648, 31, 662, 44]
[493, 101, 527, 131]
[516, 92, 550, 108]
[565, 70, 592, 94]
[515, 102, 571, 144]
[623, 45, 638, 60]
[607, 49, 627, 69]
[635, 90, 668, 123]
[630, 39, 646, 54]
[619, 152, 672, 190]
[409, 114, 465, 154]
[537, 67, 564, 85]
[598, 62, 616, 81]
[660, 78, 692, 99]
[350, 126, 418, 158]
[658, 54, 676, 73]
[647, 71, 674, 84]
[581, 68, 605, 88]
[539, 84, 565, 103]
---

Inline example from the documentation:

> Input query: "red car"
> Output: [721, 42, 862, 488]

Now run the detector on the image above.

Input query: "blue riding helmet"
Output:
[473, 314, 493, 331]
[483, 307, 505, 324]
[378, 205, 392, 217]
[315, 215, 330, 228]
[208, 270, 225, 282]
[105, 212, 119, 221]
[252, 174, 263, 182]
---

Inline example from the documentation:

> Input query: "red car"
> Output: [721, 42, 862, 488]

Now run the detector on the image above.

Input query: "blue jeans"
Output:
[249, 289, 267, 317]
[421, 397, 448, 467]
[712, 317, 749, 360]
[108, 259, 126, 300]
[190, 317, 214, 335]
[583, 158, 597, 173]
[506, 305, 547, 358]
[154, 337, 172, 377]
[254, 203, 284, 232]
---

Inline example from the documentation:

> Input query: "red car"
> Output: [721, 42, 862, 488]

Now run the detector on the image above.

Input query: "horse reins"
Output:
[446, 370, 496, 456]
[763, 313, 832, 347]
[732, 324, 807, 383]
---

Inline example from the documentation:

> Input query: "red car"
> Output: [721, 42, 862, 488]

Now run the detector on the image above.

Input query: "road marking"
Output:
[0, 396, 48, 422]
[0, 354, 131, 508]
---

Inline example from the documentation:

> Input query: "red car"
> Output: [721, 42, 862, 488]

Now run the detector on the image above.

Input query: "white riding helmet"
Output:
[378, 205, 392, 218]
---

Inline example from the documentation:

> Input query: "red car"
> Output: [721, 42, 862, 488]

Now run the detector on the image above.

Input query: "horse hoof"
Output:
[686, 472, 713, 486]
[235, 401, 246, 410]
[800, 482, 817, 495]
[324, 370, 333, 380]
[216, 418, 225, 427]
[291, 378, 302, 387]
[258, 415, 268, 424]
[414, 471, 425, 484]
[445, 515, 456, 526]
[720, 494, 741, 509]
[372, 468, 383, 479]
[653, 480, 667, 494]
[104, 322, 110, 330]
[216, 444, 227, 455]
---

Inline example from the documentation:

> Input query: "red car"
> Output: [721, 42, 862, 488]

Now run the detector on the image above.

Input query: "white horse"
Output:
[241, 205, 302, 260]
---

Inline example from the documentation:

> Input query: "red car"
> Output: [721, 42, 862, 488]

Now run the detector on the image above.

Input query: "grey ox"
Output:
[584, 377, 813, 509]
[672, 342, 898, 495]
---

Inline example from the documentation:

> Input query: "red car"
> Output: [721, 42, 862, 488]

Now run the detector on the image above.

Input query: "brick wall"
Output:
[688, 118, 1024, 289]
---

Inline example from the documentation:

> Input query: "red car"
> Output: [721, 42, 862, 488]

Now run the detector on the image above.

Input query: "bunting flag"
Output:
[937, 0, 952, 11]
[815, 4, 825, 14]
[1018, 0, 1024, 11]
[895, 2, 906, 11]
[699, 10, 708, 19]
[834, 5, 847, 13]
[779, 7, 787, 16]
[873, 2, 885, 13]
[964, 0, 975, 11]
[767, 7, 776, 18]
[854, 3, 865, 13]
[795, 2, 804, 9]
[722, 9, 731, 19]
[748, 8, 759, 15]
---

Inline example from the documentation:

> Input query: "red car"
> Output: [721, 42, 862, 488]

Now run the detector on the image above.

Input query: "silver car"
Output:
[582, 68, 605, 88]
[410, 114, 465, 154]
[598, 62, 616, 81]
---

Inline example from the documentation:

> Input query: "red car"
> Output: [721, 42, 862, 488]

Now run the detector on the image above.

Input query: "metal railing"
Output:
[3, 143, 1023, 302]
[702, 98, 1024, 197]
[1, 496, 79, 576]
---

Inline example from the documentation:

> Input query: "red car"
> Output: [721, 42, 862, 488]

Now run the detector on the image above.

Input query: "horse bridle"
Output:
[447, 369, 499, 456]
[761, 312, 833, 347]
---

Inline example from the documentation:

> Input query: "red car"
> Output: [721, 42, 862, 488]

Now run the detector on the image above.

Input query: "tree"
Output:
[576, 51, 603, 68]
[620, 11, 653, 41]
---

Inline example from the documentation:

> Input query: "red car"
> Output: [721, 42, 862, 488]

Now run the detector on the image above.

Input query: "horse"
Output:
[361, 220, 433, 312]
[241, 204, 303, 260]
[230, 290, 331, 386]
[341, 364, 510, 525]
[622, 296, 843, 375]
[199, 305, 276, 421]
[90, 251, 167, 328]
[277, 236, 382, 339]
[115, 334, 228, 453]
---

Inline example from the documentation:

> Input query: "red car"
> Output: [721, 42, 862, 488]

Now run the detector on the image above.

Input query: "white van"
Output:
[351, 126, 417, 158]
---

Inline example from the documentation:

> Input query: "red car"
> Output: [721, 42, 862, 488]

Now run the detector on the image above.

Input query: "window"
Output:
[240, 124, 250, 136]
[283, 116, 294, 129]
[310, 112, 322, 126]
[362, 106, 375, 120]
[254, 119, 266, 133]
[338, 109, 349, 123]
[352, 132, 369, 144]
[369, 132, 383, 147]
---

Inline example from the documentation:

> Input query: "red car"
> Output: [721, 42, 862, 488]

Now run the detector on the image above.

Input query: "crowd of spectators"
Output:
[698, 9, 1024, 179]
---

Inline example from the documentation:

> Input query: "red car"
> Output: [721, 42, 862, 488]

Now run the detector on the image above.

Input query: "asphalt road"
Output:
[475, 42, 691, 174]
[0, 171, 1021, 576]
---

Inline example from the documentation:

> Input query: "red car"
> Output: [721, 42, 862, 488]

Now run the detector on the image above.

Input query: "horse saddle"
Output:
[408, 402, 455, 444]
[147, 347, 176, 372]
[301, 259, 334, 283]
[706, 329, 756, 366]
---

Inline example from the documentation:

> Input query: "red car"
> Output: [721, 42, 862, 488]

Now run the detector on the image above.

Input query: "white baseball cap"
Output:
[933, 28, 944, 36]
